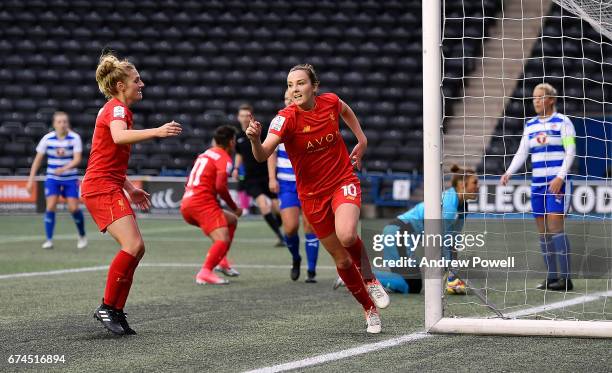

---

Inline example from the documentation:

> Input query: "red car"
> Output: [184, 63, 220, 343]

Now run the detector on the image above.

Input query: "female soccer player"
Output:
[82, 53, 181, 335]
[26, 111, 87, 250]
[246, 64, 388, 334]
[501, 82, 575, 291]
[376, 165, 479, 295]
[268, 90, 320, 282]
[181, 125, 242, 285]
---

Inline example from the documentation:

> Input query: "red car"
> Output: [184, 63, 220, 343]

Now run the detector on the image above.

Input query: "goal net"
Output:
[424, 0, 612, 337]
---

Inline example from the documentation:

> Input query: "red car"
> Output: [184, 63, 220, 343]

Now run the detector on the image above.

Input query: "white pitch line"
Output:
[0, 263, 337, 280]
[505, 290, 612, 318]
[243, 333, 432, 373]
[244, 289, 612, 373]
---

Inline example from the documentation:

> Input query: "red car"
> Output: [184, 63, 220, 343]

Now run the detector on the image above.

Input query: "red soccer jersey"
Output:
[181, 147, 236, 210]
[268, 93, 354, 199]
[81, 98, 133, 196]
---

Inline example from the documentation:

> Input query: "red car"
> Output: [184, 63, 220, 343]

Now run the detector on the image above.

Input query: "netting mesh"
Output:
[441, 0, 612, 322]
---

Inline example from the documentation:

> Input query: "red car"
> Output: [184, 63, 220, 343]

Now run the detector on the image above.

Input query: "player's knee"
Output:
[337, 230, 357, 248]
[127, 238, 145, 256]
[283, 221, 299, 236]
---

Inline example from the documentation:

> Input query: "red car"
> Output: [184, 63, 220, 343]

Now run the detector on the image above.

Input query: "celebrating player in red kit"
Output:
[180, 125, 242, 285]
[246, 64, 389, 334]
[82, 53, 181, 335]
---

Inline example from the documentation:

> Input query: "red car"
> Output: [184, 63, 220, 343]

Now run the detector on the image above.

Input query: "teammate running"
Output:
[82, 53, 181, 335]
[181, 125, 242, 285]
[26, 111, 87, 250]
[501, 82, 576, 291]
[246, 64, 389, 334]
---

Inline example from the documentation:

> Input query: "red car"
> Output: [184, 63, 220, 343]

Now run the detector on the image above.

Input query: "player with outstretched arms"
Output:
[246, 64, 389, 334]
[180, 125, 242, 285]
[501, 83, 576, 291]
[26, 111, 87, 250]
[82, 53, 182, 335]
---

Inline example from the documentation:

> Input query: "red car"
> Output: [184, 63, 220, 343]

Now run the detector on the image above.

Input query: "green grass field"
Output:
[0, 214, 610, 372]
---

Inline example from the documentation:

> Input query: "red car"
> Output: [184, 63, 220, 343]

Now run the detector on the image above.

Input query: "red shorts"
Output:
[82, 189, 134, 233]
[300, 177, 362, 239]
[180, 201, 227, 236]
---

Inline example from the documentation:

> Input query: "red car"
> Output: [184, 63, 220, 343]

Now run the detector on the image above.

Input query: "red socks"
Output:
[218, 224, 237, 269]
[346, 237, 374, 282]
[104, 250, 139, 310]
[337, 262, 375, 311]
[203, 241, 230, 270]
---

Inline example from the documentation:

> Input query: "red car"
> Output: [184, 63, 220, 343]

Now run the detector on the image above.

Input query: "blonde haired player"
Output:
[82, 53, 181, 335]
[501, 83, 576, 291]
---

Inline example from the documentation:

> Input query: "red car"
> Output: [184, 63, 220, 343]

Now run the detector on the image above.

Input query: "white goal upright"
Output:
[423, 0, 612, 338]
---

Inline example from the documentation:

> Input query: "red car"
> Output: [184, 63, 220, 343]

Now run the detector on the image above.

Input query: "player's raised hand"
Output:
[500, 173, 510, 186]
[157, 121, 182, 138]
[245, 115, 262, 142]
[129, 188, 151, 211]
[349, 141, 367, 170]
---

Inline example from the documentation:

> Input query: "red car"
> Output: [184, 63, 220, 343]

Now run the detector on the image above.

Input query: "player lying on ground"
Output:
[246, 64, 389, 334]
[82, 53, 182, 336]
[374, 165, 479, 295]
[26, 111, 87, 250]
[180, 125, 242, 285]
[501, 83, 576, 291]
[267, 89, 320, 283]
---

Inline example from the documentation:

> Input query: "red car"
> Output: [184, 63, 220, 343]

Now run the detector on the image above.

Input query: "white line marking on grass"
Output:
[244, 289, 612, 372]
[243, 332, 432, 373]
[0, 263, 337, 280]
[505, 290, 612, 318]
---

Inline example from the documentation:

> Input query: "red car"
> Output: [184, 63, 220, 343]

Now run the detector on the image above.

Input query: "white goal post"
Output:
[422, 0, 612, 338]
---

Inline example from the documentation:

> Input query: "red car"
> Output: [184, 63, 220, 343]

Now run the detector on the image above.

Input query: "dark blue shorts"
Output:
[531, 183, 569, 217]
[45, 178, 80, 198]
[279, 181, 300, 210]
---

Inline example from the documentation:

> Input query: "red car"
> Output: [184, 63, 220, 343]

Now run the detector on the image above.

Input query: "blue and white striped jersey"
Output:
[507, 112, 576, 187]
[276, 143, 296, 183]
[36, 130, 83, 181]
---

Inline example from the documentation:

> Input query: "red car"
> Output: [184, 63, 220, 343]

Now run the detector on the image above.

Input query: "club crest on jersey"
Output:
[113, 105, 126, 118]
[329, 113, 335, 122]
[270, 115, 286, 132]
[302, 125, 311, 133]
[536, 132, 548, 145]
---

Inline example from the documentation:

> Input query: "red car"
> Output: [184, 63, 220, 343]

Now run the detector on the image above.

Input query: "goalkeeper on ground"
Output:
[501, 82, 576, 292]
[375, 165, 479, 295]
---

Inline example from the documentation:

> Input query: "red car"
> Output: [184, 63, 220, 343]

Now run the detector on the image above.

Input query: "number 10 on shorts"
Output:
[341, 184, 357, 198]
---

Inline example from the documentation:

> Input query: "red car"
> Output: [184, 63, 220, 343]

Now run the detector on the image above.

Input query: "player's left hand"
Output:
[548, 177, 564, 195]
[349, 141, 367, 170]
[129, 188, 151, 211]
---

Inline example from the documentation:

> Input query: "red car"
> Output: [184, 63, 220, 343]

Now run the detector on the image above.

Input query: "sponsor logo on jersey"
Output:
[270, 115, 286, 132]
[56, 148, 66, 157]
[113, 105, 126, 118]
[550, 123, 559, 130]
[306, 131, 339, 152]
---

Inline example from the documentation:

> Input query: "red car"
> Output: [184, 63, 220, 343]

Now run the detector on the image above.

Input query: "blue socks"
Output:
[304, 233, 319, 272]
[44, 211, 56, 240]
[72, 209, 86, 237]
[284, 234, 301, 262]
[552, 233, 571, 279]
[539, 235, 558, 280]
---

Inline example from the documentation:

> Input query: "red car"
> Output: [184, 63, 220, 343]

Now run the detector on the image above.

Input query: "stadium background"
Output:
[1, 0, 611, 371]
